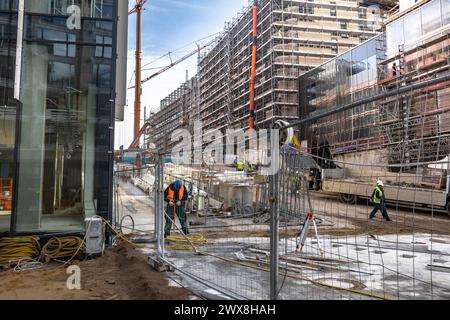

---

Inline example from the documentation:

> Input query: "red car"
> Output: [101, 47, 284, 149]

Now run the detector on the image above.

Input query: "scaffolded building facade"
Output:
[198, 0, 380, 133]
[147, 0, 381, 150]
[149, 77, 198, 153]
[299, 0, 450, 166]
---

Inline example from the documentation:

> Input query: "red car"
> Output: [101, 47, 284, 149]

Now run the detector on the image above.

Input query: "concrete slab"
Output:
[142, 233, 450, 300]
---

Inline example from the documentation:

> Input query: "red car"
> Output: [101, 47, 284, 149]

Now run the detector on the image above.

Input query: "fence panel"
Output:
[141, 147, 450, 300]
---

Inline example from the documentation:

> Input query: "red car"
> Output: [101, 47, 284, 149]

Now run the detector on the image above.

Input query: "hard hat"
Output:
[174, 180, 183, 190]
[377, 180, 384, 187]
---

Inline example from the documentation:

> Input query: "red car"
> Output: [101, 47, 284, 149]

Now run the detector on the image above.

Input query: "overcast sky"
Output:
[115, 0, 249, 149]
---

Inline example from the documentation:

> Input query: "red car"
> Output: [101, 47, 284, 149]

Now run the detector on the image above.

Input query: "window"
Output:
[359, 21, 368, 31]
[95, 35, 113, 58]
[10, 3, 116, 233]
[24, 0, 114, 18]
[340, 21, 347, 30]
[443, 0, 450, 25]
[421, 0, 442, 34]
[48, 61, 75, 85]
[358, 8, 367, 19]
[0, 0, 17, 10]
[95, 21, 113, 31]
[386, 18, 404, 56]
[299, 5, 314, 14]
[404, 9, 422, 42]
[93, 63, 111, 87]
[330, 7, 336, 17]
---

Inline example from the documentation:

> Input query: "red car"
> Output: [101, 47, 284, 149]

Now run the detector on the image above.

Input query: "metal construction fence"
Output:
[113, 147, 450, 300]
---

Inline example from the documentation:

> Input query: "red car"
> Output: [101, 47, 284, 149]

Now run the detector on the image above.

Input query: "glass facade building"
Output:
[299, 0, 450, 164]
[0, 0, 119, 234]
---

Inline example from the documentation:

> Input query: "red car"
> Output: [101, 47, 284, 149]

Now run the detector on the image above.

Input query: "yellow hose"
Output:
[41, 237, 85, 262]
[165, 233, 208, 250]
[0, 236, 41, 266]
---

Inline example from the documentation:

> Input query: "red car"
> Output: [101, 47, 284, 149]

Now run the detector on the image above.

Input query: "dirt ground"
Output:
[0, 244, 191, 300]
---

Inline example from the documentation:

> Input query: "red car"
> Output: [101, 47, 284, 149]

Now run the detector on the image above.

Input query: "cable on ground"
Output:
[0, 236, 41, 266]
[41, 236, 85, 263]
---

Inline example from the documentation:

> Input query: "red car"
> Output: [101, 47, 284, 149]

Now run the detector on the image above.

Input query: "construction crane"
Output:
[128, 40, 213, 90]
[129, 0, 147, 142]
[129, 122, 150, 149]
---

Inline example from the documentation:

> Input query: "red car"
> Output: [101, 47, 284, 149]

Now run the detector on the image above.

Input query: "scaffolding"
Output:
[377, 30, 450, 165]
[147, 0, 388, 153]
[148, 77, 197, 153]
[198, 0, 378, 133]
[299, 0, 450, 171]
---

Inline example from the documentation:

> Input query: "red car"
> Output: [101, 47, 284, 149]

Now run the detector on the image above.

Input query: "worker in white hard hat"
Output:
[369, 180, 392, 221]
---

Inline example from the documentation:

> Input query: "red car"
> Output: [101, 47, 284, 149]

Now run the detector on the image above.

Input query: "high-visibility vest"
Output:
[373, 186, 383, 204]
[168, 185, 185, 202]
[236, 162, 244, 171]
[247, 163, 254, 172]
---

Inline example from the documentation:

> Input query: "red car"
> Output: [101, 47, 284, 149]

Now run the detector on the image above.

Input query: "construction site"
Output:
[1, 0, 450, 303]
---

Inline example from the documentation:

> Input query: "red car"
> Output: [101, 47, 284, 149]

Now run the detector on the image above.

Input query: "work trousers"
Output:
[369, 203, 391, 220]
[164, 202, 189, 237]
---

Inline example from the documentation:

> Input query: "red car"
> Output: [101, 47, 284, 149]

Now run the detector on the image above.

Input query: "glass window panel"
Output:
[5, 0, 115, 234]
[421, 0, 442, 34]
[25, 0, 114, 18]
[386, 18, 404, 56]
[95, 46, 103, 57]
[442, 0, 450, 25]
[43, 29, 67, 42]
[0, 0, 17, 11]
[95, 20, 113, 31]
[53, 43, 67, 56]
[404, 10, 422, 42]
[93, 63, 111, 86]
[367, 54, 377, 83]
[48, 61, 75, 85]
[0, 11, 16, 232]
[103, 46, 112, 58]
[68, 44, 76, 57]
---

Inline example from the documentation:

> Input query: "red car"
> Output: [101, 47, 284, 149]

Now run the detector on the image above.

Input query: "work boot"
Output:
[385, 218, 392, 222]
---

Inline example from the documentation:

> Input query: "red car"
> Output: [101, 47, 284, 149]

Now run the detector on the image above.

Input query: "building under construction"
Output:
[299, 0, 450, 167]
[147, 0, 384, 149]
[148, 77, 198, 152]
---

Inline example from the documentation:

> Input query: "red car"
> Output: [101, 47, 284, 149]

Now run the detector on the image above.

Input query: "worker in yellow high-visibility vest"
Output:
[234, 158, 244, 171]
[369, 180, 392, 221]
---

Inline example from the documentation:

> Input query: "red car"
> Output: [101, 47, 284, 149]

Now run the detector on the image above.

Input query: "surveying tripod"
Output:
[295, 174, 324, 256]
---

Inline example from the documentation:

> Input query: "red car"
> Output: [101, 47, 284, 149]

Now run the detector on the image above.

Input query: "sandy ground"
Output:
[0, 244, 191, 300]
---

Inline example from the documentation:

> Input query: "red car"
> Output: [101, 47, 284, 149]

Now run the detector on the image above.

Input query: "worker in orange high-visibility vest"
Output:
[392, 62, 397, 77]
[164, 180, 189, 237]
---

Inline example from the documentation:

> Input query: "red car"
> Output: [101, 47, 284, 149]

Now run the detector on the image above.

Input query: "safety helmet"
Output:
[174, 180, 183, 190]
[377, 180, 384, 187]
